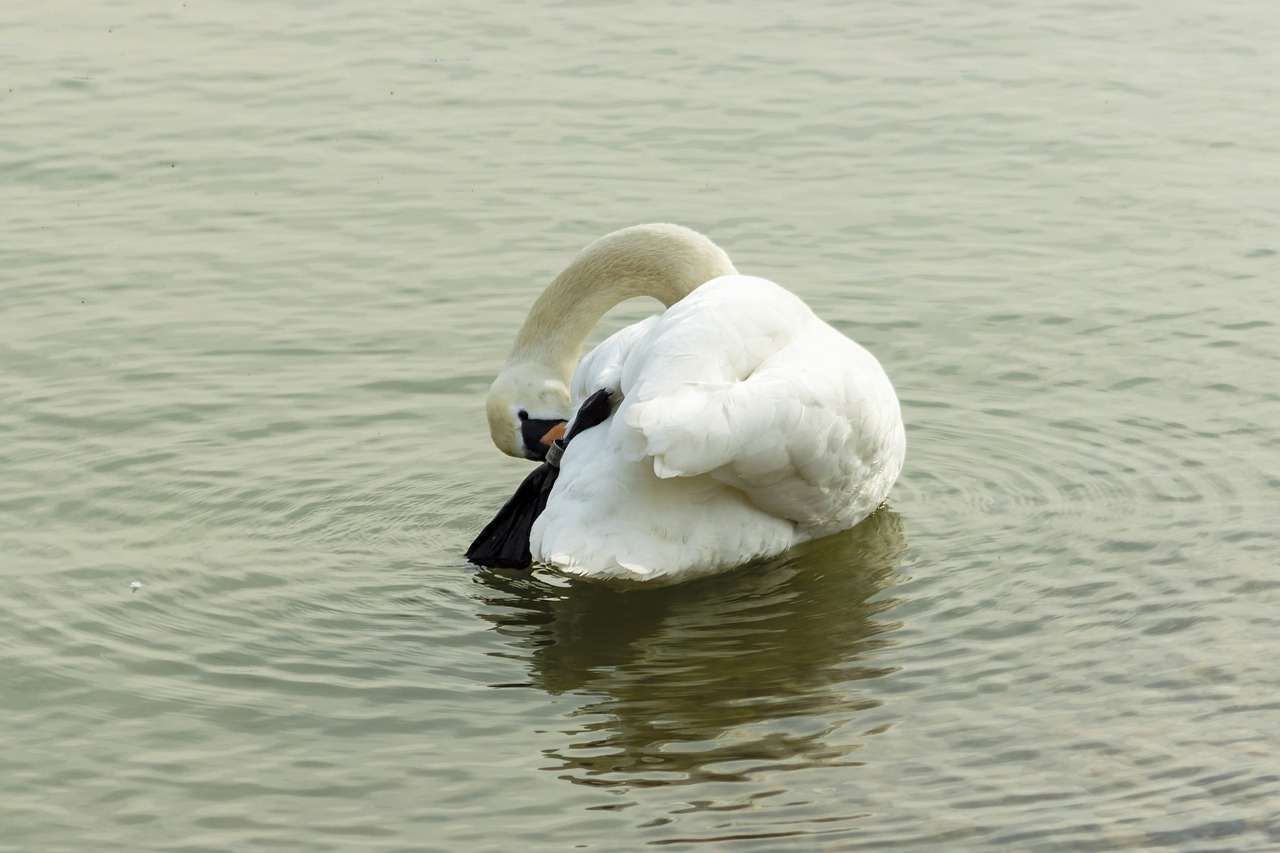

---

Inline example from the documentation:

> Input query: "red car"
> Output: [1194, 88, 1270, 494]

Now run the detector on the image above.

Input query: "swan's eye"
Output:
[517, 410, 528, 422]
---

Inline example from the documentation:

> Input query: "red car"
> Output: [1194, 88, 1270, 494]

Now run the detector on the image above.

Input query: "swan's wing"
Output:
[616, 275, 905, 529]
[707, 339, 905, 528]
[569, 315, 660, 403]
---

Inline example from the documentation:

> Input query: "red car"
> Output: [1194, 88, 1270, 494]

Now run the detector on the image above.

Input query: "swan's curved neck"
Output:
[505, 224, 738, 383]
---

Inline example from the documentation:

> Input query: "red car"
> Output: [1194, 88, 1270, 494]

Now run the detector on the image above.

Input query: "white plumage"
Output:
[484, 225, 905, 583]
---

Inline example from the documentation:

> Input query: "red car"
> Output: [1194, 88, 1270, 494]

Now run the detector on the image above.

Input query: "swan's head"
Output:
[486, 362, 571, 461]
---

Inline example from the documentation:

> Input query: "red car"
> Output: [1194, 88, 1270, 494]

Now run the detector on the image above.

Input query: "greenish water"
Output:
[3, 1, 1278, 850]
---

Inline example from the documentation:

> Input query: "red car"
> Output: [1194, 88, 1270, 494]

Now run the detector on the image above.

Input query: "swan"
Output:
[481, 223, 905, 582]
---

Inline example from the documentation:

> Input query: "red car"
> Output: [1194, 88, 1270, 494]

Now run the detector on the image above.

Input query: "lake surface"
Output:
[4, 1, 1278, 849]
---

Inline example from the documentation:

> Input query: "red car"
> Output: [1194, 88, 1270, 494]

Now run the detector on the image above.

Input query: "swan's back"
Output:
[532, 274, 904, 581]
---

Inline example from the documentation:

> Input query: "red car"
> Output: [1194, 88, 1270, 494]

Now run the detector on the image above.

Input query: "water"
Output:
[4, 0, 1278, 849]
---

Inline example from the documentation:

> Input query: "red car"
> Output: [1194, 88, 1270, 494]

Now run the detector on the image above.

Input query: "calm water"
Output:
[4, 1, 1278, 849]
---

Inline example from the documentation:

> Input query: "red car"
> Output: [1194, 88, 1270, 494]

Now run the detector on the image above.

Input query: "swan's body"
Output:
[484, 224, 905, 582]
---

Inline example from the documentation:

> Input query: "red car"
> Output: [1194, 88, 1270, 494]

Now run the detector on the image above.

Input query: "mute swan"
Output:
[481, 223, 905, 582]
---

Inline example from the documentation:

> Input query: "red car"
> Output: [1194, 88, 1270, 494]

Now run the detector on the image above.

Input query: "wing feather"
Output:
[568, 273, 905, 538]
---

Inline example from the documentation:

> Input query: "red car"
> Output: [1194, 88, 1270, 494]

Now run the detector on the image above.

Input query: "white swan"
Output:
[484, 223, 905, 582]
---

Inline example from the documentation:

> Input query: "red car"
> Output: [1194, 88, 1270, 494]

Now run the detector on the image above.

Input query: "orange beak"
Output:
[540, 422, 567, 445]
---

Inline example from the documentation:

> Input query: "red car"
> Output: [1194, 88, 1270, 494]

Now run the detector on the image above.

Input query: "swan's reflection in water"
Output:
[473, 510, 909, 790]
